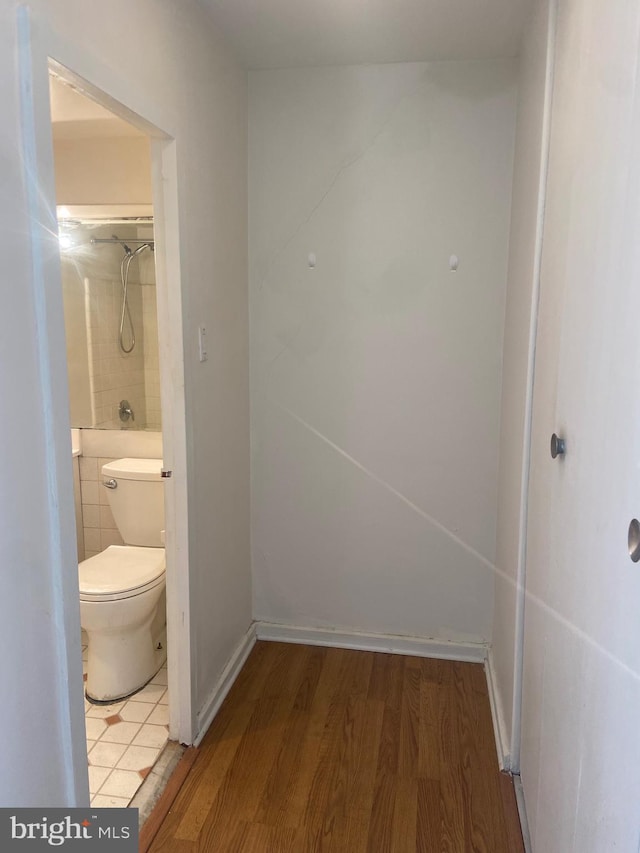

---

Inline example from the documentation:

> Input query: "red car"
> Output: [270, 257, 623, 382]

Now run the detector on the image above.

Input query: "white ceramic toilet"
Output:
[79, 458, 166, 703]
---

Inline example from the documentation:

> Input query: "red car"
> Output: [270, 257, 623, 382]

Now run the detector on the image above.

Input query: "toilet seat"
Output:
[79, 545, 165, 602]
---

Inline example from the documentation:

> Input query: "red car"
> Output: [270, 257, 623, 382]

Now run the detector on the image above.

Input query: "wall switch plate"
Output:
[198, 325, 208, 362]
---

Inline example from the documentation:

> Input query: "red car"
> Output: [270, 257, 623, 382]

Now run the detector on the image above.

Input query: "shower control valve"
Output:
[119, 399, 135, 422]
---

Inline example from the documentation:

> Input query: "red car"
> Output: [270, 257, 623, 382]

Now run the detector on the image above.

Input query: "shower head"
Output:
[131, 242, 152, 257]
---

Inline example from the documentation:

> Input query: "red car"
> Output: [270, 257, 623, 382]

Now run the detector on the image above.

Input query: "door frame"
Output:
[18, 9, 195, 789]
[509, 0, 558, 775]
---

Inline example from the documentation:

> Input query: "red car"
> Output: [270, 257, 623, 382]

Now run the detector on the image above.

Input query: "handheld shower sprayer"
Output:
[118, 242, 152, 354]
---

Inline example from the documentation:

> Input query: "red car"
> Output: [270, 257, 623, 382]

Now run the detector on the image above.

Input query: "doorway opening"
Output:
[46, 59, 192, 806]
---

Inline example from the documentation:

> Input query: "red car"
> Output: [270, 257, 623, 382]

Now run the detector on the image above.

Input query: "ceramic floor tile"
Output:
[88, 766, 112, 795]
[82, 636, 170, 808]
[91, 794, 130, 809]
[99, 769, 143, 800]
[132, 724, 169, 750]
[99, 721, 142, 745]
[116, 745, 161, 773]
[119, 701, 155, 724]
[128, 683, 166, 704]
[146, 705, 169, 726]
[89, 741, 128, 768]
[150, 668, 168, 686]
[84, 717, 108, 741]
[86, 701, 126, 719]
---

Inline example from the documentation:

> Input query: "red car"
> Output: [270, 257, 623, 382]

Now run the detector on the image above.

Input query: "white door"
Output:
[520, 1, 640, 850]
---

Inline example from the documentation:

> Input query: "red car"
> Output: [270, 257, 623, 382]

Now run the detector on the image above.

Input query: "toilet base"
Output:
[86, 626, 167, 705]
[83, 593, 167, 704]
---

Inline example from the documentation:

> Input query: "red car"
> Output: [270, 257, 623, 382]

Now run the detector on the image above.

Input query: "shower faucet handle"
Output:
[119, 399, 135, 422]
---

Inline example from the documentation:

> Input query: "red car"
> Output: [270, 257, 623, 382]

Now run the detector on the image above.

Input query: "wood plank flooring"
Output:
[148, 642, 524, 852]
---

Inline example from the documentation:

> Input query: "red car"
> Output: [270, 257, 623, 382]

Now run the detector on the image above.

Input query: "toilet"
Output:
[79, 458, 166, 703]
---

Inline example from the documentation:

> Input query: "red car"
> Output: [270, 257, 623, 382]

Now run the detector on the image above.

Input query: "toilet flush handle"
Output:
[103, 478, 118, 490]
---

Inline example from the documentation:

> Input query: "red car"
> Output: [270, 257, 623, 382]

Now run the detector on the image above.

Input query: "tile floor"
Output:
[82, 631, 169, 808]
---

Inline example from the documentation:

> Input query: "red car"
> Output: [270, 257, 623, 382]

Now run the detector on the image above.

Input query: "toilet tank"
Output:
[101, 458, 165, 547]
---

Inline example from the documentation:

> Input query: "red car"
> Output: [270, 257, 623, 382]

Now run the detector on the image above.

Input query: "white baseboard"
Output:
[193, 623, 257, 747]
[485, 648, 511, 771]
[255, 621, 487, 663]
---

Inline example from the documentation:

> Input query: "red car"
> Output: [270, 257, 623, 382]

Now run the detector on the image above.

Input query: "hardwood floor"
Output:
[148, 642, 524, 852]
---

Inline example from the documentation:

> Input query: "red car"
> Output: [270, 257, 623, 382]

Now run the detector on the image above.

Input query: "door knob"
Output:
[629, 519, 640, 562]
[550, 433, 566, 459]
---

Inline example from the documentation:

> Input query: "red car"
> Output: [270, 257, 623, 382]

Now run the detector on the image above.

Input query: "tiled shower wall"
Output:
[139, 246, 161, 432]
[78, 429, 163, 560]
[60, 223, 161, 431]
[85, 277, 147, 429]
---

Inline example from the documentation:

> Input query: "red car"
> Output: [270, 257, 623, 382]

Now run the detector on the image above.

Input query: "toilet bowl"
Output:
[79, 458, 166, 703]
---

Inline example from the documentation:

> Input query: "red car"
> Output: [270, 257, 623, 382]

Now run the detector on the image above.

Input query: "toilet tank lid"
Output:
[102, 458, 163, 481]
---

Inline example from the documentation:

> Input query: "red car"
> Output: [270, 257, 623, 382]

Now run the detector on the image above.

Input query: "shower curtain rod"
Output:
[90, 237, 154, 245]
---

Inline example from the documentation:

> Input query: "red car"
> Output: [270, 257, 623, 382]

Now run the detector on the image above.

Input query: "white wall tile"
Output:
[79, 456, 98, 481]
[100, 529, 124, 549]
[99, 505, 117, 530]
[83, 529, 101, 552]
[81, 480, 99, 505]
[82, 505, 100, 528]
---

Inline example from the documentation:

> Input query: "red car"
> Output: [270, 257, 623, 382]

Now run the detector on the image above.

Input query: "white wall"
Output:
[250, 61, 517, 644]
[0, 0, 250, 805]
[492, 0, 553, 758]
[53, 136, 152, 205]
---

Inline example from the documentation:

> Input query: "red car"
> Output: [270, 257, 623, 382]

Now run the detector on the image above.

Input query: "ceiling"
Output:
[199, 0, 531, 69]
[49, 75, 145, 140]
